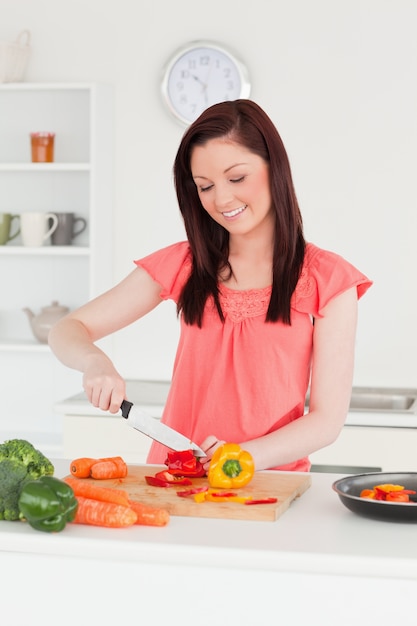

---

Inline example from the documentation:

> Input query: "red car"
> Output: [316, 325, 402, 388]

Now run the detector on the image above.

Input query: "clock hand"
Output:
[191, 73, 209, 104]
[201, 61, 213, 104]
[191, 74, 205, 87]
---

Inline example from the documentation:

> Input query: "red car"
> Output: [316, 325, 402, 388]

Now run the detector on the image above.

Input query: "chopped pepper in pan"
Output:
[360, 483, 416, 503]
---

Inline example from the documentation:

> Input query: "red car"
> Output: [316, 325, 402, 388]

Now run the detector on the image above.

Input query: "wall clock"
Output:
[161, 40, 251, 126]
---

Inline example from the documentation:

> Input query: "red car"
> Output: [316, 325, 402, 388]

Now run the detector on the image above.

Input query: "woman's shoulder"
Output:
[136, 240, 190, 264]
[293, 242, 372, 315]
[134, 241, 191, 301]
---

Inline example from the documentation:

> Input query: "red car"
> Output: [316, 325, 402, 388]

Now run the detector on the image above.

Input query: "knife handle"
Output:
[120, 400, 133, 419]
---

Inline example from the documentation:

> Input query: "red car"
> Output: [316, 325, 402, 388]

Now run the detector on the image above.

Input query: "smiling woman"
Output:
[190, 138, 273, 260]
[48, 99, 372, 475]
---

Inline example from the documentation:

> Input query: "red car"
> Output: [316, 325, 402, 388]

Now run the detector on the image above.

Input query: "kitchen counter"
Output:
[55, 379, 417, 427]
[1, 459, 416, 626]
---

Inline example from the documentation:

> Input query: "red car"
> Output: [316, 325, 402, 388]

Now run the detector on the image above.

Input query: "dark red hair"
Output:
[174, 99, 305, 327]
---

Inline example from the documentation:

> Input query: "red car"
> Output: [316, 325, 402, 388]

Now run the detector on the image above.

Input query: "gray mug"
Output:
[50, 212, 87, 245]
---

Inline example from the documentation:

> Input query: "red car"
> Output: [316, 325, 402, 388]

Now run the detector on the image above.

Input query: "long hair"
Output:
[174, 99, 305, 327]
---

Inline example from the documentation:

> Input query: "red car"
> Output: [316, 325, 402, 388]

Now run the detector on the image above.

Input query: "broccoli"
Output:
[0, 439, 55, 521]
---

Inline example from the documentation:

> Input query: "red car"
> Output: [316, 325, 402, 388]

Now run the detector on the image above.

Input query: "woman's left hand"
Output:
[198, 435, 225, 470]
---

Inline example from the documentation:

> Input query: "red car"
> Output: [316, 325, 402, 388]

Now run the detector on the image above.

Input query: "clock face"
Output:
[161, 42, 251, 126]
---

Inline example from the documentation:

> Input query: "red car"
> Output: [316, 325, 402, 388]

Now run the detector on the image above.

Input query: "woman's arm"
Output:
[48, 266, 163, 413]
[201, 286, 359, 471]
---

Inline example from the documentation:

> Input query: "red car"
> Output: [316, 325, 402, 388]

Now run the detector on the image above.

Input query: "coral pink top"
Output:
[135, 242, 372, 471]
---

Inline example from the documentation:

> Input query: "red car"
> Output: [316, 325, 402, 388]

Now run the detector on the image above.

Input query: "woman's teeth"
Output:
[223, 205, 247, 218]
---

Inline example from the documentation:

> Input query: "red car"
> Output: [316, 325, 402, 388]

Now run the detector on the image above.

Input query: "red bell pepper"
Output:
[145, 472, 193, 488]
[165, 449, 206, 477]
[176, 487, 209, 498]
[145, 475, 173, 488]
[154, 470, 192, 485]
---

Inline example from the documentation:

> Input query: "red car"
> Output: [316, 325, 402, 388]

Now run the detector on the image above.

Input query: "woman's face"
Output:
[190, 138, 273, 237]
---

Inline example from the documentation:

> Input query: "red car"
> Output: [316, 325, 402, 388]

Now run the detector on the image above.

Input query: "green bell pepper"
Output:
[18, 475, 78, 533]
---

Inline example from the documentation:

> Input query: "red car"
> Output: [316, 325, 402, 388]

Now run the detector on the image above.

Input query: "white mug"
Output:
[20, 212, 58, 247]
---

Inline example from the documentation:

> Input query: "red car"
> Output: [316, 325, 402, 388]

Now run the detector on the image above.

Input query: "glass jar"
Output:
[30, 132, 55, 162]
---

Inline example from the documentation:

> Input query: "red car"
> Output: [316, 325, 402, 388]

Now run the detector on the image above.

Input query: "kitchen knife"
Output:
[120, 400, 205, 457]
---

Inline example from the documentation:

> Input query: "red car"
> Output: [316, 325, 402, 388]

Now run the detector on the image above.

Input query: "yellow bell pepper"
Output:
[207, 443, 255, 489]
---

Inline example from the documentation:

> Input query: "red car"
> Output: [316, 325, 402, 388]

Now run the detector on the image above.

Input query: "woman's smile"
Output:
[222, 204, 248, 219]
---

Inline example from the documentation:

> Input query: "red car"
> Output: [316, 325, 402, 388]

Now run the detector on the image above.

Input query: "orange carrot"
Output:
[90, 460, 125, 480]
[70, 457, 97, 478]
[69, 455, 128, 479]
[73, 496, 137, 528]
[64, 477, 130, 507]
[98, 456, 128, 478]
[128, 499, 170, 527]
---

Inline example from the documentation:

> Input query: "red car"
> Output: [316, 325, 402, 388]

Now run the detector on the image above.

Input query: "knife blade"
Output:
[120, 400, 205, 457]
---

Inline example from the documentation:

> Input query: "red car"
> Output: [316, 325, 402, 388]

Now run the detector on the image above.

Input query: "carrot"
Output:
[69, 455, 128, 479]
[98, 456, 128, 478]
[64, 477, 130, 507]
[90, 460, 125, 480]
[128, 499, 170, 527]
[73, 496, 137, 528]
[70, 457, 97, 478]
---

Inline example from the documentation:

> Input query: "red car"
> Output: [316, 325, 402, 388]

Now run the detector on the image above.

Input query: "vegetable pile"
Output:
[360, 483, 417, 503]
[0, 439, 278, 533]
[0, 439, 55, 521]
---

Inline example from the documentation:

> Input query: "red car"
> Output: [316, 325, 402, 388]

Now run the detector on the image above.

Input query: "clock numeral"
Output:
[180, 70, 190, 80]
[223, 67, 231, 78]
[188, 59, 197, 69]
[199, 54, 210, 66]
[226, 80, 234, 91]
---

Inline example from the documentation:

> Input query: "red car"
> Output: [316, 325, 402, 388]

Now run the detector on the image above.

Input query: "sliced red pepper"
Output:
[165, 449, 206, 477]
[145, 475, 173, 488]
[154, 470, 192, 486]
[176, 487, 209, 498]
[245, 498, 278, 505]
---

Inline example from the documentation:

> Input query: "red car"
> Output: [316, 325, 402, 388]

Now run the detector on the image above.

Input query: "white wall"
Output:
[2, 0, 416, 389]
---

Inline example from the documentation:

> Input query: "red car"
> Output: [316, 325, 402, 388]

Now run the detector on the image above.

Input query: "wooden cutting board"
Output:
[68, 465, 312, 522]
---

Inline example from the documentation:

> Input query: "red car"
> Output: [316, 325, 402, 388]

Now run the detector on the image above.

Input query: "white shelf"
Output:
[0, 246, 90, 256]
[0, 82, 94, 91]
[0, 163, 90, 171]
[0, 340, 51, 352]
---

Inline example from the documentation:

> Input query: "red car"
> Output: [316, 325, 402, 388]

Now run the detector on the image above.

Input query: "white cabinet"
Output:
[0, 83, 114, 453]
[310, 424, 417, 472]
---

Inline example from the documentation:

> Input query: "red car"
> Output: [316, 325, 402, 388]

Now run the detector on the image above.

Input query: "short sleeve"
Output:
[134, 241, 191, 302]
[292, 243, 373, 317]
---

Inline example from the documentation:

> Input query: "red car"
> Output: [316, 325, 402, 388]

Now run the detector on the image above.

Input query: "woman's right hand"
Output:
[82, 352, 126, 414]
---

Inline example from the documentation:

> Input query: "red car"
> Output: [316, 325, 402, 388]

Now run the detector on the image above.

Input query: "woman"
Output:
[49, 100, 372, 472]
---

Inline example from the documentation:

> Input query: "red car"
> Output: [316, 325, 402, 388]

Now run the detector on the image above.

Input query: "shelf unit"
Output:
[0, 82, 114, 451]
